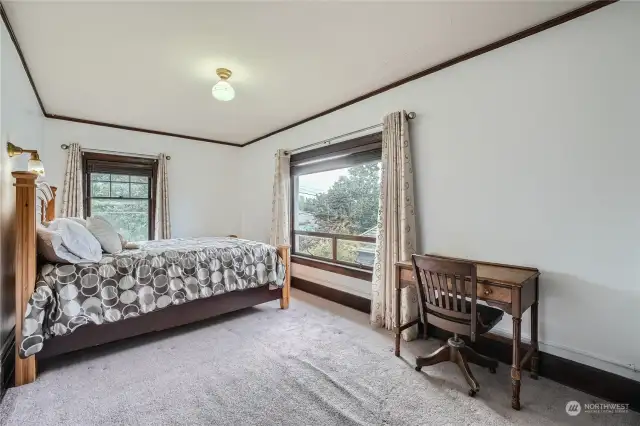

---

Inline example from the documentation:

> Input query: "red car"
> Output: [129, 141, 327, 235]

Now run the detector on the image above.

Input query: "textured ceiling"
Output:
[4, 1, 589, 145]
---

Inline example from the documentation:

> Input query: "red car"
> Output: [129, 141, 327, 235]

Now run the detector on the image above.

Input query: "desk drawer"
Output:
[476, 282, 511, 304]
[399, 267, 415, 283]
[399, 267, 511, 304]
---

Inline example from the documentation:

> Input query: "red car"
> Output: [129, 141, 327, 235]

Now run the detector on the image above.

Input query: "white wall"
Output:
[0, 18, 46, 352]
[239, 3, 640, 380]
[0, 9, 244, 362]
[42, 120, 242, 239]
[1, 0, 637, 382]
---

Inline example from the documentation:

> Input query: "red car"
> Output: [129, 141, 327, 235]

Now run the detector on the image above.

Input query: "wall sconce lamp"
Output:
[7, 142, 45, 176]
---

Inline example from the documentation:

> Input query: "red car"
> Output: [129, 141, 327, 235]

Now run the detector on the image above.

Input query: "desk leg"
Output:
[530, 277, 540, 379]
[511, 287, 522, 411]
[394, 271, 401, 357]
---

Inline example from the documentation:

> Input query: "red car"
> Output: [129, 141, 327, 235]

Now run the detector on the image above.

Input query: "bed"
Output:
[12, 172, 291, 386]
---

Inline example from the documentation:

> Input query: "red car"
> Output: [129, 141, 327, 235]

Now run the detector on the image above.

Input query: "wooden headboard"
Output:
[36, 180, 57, 223]
[12, 172, 56, 385]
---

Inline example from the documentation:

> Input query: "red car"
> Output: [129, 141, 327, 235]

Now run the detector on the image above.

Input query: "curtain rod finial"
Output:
[407, 111, 416, 120]
[60, 144, 69, 150]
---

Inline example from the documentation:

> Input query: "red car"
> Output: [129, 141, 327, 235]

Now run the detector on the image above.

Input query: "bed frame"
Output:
[12, 172, 291, 386]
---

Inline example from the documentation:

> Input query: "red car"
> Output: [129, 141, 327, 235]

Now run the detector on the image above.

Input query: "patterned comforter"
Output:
[20, 237, 285, 358]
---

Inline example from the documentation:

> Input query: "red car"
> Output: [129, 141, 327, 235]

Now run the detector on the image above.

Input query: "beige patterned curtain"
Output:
[154, 153, 171, 240]
[371, 111, 419, 340]
[61, 142, 84, 217]
[269, 149, 290, 246]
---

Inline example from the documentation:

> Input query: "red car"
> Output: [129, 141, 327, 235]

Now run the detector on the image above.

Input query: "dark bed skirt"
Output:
[36, 286, 283, 360]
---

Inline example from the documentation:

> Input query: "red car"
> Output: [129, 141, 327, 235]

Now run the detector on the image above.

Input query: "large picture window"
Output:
[291, 133, 381, 273]
[83, 153, 156, 241]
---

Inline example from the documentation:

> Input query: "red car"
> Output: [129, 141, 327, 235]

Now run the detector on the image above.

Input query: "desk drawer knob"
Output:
[484, 288, 493, 295]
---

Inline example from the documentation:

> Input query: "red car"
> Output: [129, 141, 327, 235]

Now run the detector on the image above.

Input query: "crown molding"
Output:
[0, 2, 45, 115]
[0, 2, 239, 147]
[241, 0, 616, 147]
[46, 114, 240, 146]
[1, 1, 617, 149]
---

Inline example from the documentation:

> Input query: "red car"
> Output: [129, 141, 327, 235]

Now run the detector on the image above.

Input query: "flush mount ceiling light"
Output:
[212, 68, 235, 102]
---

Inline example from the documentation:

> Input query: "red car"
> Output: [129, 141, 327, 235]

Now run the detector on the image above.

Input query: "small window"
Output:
[83, 153, 156, 241]
[291, 133, 381, 270]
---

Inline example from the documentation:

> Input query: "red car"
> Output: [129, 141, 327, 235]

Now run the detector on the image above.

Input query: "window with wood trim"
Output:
[83, 152, 157, 241]
[291, 133, 382, 273]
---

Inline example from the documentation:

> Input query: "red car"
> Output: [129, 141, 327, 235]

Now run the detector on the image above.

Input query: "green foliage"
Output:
[89, 172, 151, 241]
[298, 236, 332, 259]
[298, 162, 380, 264]
[304, 162, 380, 235]
[92, 199, 150, 242]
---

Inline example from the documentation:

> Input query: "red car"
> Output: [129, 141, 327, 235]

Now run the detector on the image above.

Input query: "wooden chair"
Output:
[411, 254, 503, 396]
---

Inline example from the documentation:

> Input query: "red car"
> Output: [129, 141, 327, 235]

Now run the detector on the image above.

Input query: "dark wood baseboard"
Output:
[426, 326, 640, 412]
[295, 280, 639, 411]
[1, 327, 16, 402]
[292, 277, 371, 314]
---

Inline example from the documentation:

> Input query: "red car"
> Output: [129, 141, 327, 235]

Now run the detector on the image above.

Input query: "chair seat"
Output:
[427, 297, 504, 335]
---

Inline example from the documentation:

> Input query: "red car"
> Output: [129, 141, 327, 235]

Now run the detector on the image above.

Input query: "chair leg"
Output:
[415, 344, 450, 371]
[454, 349, 480, 396]
[459, 346, 498, 373]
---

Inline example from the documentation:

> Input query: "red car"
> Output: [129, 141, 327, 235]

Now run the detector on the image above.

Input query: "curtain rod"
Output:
[60, 144, 171, 160]
[285, 111, 416, 155]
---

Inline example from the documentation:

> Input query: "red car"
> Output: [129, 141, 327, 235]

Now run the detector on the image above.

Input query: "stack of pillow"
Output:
[37, 216, 139, 264]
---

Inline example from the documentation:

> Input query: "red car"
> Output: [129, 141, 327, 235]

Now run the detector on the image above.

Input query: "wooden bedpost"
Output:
[277, 245, 290, 309]
[12, 172, 38, 385]
[46, 186, 57, 221]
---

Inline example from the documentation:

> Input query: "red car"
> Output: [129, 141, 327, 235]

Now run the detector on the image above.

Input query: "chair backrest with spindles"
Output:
[411, 254, 478, 341]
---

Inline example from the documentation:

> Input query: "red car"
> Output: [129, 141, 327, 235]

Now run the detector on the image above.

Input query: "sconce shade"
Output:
[28, 154, 45, 176]
[7, 142, 45, 176]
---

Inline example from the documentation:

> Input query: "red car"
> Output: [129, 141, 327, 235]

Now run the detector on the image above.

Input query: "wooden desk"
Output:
[395, 255, 540, 410]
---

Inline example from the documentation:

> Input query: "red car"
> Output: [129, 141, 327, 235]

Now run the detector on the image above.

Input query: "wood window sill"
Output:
[291, 255, 373, 282]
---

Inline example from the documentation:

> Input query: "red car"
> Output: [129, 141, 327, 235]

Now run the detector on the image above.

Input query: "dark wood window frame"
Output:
[82, 152, 158, 240]
[290, 132, 382, 282]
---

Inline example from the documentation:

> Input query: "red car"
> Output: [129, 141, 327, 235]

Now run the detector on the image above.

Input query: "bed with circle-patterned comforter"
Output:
[20, 237, 286, 358]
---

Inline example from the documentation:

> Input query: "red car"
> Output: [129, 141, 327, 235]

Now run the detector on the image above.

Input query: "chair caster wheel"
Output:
[489, 367, 497, 374]
[468, 389, 477, 397]
[414, 366, 422, 372]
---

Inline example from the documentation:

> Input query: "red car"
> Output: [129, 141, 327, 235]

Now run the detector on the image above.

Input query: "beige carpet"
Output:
[1, 289, 637, 425]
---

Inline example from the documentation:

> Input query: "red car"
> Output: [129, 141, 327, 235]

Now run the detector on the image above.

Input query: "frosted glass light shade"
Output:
[212, 80, 235, 101]
[28, 158, 45, 176]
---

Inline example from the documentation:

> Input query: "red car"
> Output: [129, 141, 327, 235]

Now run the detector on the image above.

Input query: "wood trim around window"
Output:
[82, 152, 157, 240]
[291, 255, 373, 282]
[294, 230, 376, 244]
[290, 132, 382, 164]
[289, 133, 380, 282]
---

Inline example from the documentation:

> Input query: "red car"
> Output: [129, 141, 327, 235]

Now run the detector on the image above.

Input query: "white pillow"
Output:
[38, 219, 102, 263]
[36, 225, 84, 263]
[118, 233, 140, 250]
[68, 217, 87, 228]
[87, 216, 123, 254]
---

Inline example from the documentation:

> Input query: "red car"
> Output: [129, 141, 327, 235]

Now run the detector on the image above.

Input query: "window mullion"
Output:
[332, 237, 337, 261]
